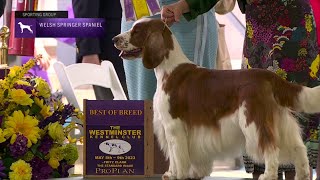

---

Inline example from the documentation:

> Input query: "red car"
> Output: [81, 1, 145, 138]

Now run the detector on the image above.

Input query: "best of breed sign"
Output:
[84, 100, 153, 177]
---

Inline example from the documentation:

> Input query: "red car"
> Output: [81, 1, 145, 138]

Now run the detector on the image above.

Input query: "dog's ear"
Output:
[142, 28, 173, 69]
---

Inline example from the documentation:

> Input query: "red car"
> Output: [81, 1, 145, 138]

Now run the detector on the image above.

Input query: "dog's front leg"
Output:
[163, 120, 190, 180]
[153, 111, 177, 179]
[259, 148, 279, 180]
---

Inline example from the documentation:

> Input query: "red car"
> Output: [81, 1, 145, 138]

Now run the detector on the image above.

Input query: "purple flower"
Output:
[38, 135, 53, 155]
[0, 160, 7, 178]
[9, 134, 28, 158]
[58, 160, 74, 178]
[30, 157, 53, 180]
[39, 111, 60, 128]
[13, 84, 34, 94]
[39, 103, 75, 128]
[60, 104, 75, 123]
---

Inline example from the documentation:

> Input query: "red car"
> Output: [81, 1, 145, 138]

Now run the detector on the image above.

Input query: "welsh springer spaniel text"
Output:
[113, 18, 320, 180]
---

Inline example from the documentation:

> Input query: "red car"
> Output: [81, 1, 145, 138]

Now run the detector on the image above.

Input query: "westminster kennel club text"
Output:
[38, 22, 102, 28]
[89, 126, 142, 139]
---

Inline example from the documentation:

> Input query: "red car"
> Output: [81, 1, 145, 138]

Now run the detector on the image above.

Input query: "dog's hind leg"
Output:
[239, 100, 280, 180]
[281, 112, 309, 180]
[241, 123, 280, 180]
[163, 119, 190, 179]
[258, 148, 280, 180]
[291, 139, 309, 180]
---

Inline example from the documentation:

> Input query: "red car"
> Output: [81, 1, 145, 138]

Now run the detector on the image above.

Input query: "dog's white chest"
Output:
[153, 88, 171, 121]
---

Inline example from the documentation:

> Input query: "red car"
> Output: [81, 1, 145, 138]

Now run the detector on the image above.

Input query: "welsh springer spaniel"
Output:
[113, 18, 319, 180]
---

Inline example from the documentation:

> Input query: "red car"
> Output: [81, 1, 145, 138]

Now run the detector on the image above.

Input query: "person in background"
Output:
[311, 0, 320, 49]
[162, 0, 320, 179]
[121, 0, 218, 100]
[72, 0, 128, 100]
[0, 0, 4, 17]
[310, 0, 320, 179]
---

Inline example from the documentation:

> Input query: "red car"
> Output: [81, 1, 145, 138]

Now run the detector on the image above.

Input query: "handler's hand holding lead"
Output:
[161, 0, 190, 26]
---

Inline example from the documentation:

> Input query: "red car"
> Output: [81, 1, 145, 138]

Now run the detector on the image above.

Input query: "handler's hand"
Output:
[161, 0, 190, 26]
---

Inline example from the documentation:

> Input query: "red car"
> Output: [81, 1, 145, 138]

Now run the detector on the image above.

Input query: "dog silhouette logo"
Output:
[17, 22, 33, 34]
[99, 139, 132, 155]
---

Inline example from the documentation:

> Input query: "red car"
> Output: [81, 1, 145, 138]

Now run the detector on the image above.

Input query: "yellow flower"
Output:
[48, 158, 60, 169]
[40, 105, 53, 119]
[34, 97, 53, 118]
[67, 134, 77, 144]
[34, 77, 51, 98]
[48, 122, 65, 144]
[16, 80, 31, 86]
[47, 146, 64, 161]
[24, 58, 36, 68]
[64, 121, 77, 134]
[31, 89, 38, 97]
[0, 129, 6, 143]
[10, 89, 34, 106]
[76, 113, 84, 122]
[8, 66, 22, 78]
[9, 160, 32, 180]
[79, 136, 84, 144]
[20, 59, 36, 77]
[54, 100, 64, 111]
[4, 111, 40, 147]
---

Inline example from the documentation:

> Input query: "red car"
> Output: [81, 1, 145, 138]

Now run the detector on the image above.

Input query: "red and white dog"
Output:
[113, 18, 319, 180]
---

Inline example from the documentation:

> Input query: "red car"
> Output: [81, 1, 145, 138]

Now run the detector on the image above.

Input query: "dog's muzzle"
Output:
[112, 35, 125, 49]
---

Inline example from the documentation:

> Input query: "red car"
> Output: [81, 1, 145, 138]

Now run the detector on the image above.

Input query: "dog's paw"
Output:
[258, 173, 277, 180]
[162, 171, 176, 180]
[295, 167, 310, 180]
[295, 174, 309, 180]
[188, 170, 204, 180]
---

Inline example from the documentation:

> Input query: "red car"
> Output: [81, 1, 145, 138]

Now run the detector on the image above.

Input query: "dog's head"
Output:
[18, 22, 22, 25]
[113, 18, 174, 69]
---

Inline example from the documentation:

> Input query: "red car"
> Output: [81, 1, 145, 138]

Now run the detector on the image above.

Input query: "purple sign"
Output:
[15, 18, 105, 38]
[84, 100, 145, 176]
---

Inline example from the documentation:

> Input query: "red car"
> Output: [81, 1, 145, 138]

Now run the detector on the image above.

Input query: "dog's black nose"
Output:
[112, 36, 120, 44]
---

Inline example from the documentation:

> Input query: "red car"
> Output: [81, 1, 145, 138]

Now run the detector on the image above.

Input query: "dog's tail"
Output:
[273, 78, 320, 114]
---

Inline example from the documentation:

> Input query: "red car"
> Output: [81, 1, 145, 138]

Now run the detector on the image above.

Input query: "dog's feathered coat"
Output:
[113, 18, 320, 180]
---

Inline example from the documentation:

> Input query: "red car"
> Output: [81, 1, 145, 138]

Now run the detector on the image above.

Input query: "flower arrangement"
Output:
[0, 56, 83, 180]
